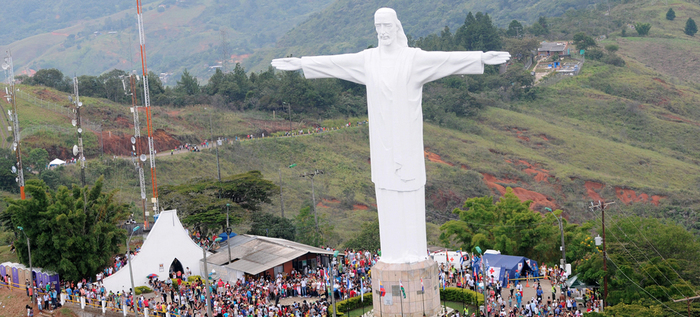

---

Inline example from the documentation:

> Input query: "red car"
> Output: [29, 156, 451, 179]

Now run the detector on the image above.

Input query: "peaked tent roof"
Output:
[102, 209, 208, 293]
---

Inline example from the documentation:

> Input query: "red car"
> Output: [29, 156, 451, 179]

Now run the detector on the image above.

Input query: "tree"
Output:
[295, 206, 324, 246]
[506, 20, 523, 37]
[248, 213, 296, 241]
[635, 23, 652, 36]
[159, 171, 278, 236]
[666, 8, 675, 21]
[5, 178, 129, 281]
[573, 32, 597, 50]
[440, 188, 563, 263]
[686, 18, 698, 36]
[175, 69, 200, 96]
[343, 219, 380, 251]
[27, 148, 49, 173]
[0, 148, 19, 193]
[605, 44, 619, 53]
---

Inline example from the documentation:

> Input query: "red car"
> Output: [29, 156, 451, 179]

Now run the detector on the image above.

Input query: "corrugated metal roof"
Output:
[206, 234, 333, 275]
[538, 42, 568, 52]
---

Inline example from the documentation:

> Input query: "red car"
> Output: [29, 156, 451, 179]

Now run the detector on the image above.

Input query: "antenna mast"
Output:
[3, 50, 25, 199]
[72, 76, 86, 187]
[122, 75, 149, 229]
[136, 0, 159, 214]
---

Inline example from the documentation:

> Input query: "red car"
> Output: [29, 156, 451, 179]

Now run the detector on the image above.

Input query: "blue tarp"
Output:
[218, 232, 237, 242]
[472, 254, 538, 287]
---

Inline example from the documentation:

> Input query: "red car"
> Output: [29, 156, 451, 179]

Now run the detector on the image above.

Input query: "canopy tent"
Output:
[472, 254, 538, 287]
[566, 274, 594, 290]
[102, 209, 209, 293]
[48, 158, 66, 167]
[218, 232, 237, 242]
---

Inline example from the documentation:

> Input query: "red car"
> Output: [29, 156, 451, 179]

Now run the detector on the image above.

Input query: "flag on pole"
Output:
[399, 280, 406, 299]
[379, 280, 386, 297]
[360, 277, 364, 302]
[421, 278, 424, 293]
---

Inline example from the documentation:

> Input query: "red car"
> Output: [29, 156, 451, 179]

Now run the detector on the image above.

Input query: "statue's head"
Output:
[374, 8, 408, 48]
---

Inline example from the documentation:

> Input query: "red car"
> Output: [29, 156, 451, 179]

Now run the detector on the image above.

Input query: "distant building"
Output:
[159, 72, 173, 84]
[538, 42, 570, 57]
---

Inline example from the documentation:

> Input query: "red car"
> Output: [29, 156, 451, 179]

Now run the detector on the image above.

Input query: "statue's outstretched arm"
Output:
[271, 58, 302, 71]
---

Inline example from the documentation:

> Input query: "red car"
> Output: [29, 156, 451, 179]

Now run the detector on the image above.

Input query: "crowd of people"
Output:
[33, 247, 377, 317]
[436, 260, 602, 317]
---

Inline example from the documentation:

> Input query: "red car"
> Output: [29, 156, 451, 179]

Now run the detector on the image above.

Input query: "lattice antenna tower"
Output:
[136, 0, 159, 213]
[121, 74, 149, 229]
[2, 50, 25, 199]
[72, 76, 86, 187]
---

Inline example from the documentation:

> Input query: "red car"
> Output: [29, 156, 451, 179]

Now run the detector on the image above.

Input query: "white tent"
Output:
[48, 158, 66, 167]
[102, 209, 208, 293]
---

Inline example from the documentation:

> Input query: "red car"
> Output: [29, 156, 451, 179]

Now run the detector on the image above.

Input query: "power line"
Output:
[612, 203, 697, 297]
[588, 206, 684, 315]
[606, 256, 685, 317]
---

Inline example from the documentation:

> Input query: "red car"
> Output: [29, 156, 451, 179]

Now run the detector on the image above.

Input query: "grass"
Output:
[0, 245, 19, 264]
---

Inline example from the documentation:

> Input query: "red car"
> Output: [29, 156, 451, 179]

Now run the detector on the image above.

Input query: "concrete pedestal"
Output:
[371, 259, 440, 317]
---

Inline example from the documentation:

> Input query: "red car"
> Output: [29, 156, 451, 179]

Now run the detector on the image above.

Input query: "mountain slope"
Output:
[244, 0, 598, 71]
[2, 0, 334, 81]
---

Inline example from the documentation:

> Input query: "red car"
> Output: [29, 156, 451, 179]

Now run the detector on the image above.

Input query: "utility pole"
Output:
[17, 227, 34, 306]
[545, 207, 566, 269]
[673, 295, 700, 317]
[278, 168, 285, 218]
[208, 108, 221, 182]
[300, 169, 324, 231]
[284, 102, 292, 132]
[590, 200, 614, 311]
[3, 50, 25, 199]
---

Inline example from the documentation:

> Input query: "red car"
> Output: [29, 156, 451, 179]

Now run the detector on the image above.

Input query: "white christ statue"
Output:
[272, 8, 510, 264]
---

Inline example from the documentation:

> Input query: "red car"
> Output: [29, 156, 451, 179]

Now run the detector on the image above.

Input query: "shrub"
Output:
[335, 293, 373, 313]
[586, 49, 605, 60]
[134, 286, 152, 295]
[439, 287, 484, 305]
[188, 275, 202, 282]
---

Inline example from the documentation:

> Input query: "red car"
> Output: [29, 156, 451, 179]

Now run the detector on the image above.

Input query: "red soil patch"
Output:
[323, 198, 340, 204]
[539, 134, 550, 141]
[371, 203, 377, 208]
[517, 135, 530, 142]
[482, 173, 506, 195]
[584, 181, 605, 202]
[511, 187, 556, 210]
[660, 113, 700, 126]
[424, 151, 455, 166]
[517, 160, 533, 168]
[523, 168, 550, 182]
[317, 202, 330, 208]
[614, 187, 665, 206]
[353, 204, 369, 210]
[460, 164, 469, 170]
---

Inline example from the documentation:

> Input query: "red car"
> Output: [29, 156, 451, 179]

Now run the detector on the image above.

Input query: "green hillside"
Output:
[3, 0, 700, 246]
[2, 0, 333, 81]
[244, 0, 599, 71]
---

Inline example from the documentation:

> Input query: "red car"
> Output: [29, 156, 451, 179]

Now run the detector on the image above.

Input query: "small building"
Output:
[203, 234, 335, 282]
[538, 41, 570, 57]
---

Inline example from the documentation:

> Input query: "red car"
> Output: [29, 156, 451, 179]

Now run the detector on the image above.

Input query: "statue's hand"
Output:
[271, 58, 302, 71]
[482, 51, 511, 65]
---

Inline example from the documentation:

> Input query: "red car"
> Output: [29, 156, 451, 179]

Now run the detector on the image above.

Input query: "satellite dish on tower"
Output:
[11, 166, 16, 174]
[141, 192, 146, 199]
[73, 145, 79, 156]
[131, 137, 136, 144]
[77, 128, 83, 134]
[140, 154, 147, 162]
[77, 102, 83, 107]
[1, 63, 8, 71]
[71, 119, 77, 127]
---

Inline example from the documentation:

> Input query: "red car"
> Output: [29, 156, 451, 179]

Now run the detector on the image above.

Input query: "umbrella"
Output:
[147, 274, 158, 279]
